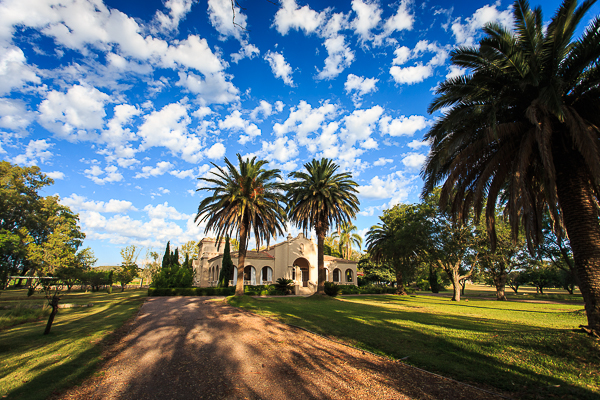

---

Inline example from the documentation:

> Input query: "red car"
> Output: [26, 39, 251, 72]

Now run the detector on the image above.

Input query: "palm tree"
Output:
[287, 159, 360, 294]
[332, 222, 363, 260]
[422, 0, 600, 332]
[196, 154, 286, 295]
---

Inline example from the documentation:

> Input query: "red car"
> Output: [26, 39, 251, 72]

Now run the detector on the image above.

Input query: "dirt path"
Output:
[57, 297, 506, 400]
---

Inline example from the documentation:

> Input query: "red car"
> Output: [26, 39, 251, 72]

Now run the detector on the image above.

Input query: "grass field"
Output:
[230, 293, 599, 400]
[0, 288, 146, 400]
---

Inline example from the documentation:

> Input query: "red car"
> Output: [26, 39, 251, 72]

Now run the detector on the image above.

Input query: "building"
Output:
[192, 233, 358, 295]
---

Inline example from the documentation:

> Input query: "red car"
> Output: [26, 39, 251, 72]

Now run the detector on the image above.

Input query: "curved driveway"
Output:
[58, 297, 505, 400]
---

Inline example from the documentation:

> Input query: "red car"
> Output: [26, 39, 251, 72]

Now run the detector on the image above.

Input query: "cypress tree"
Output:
[218, 236, 234, 288]
[162, 242, 171, 269]
[183, 253, 190, 269]
[173, 248, 180, 266]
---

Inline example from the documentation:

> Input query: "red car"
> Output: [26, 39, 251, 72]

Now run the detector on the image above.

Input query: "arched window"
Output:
[244, 265, 256, 285]
[333, 268, 341, 283]
[261, 266, 273, 284]
[345, 269, 353, 283]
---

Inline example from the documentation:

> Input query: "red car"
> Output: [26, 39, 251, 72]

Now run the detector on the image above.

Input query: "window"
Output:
[333, 268, 341, 283]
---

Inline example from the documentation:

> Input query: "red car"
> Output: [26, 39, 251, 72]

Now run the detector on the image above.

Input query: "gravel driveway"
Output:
[57, 297, 506, 400]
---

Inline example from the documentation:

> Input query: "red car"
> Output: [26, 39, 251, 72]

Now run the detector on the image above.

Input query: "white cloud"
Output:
[379, 0, 414, 39]
[316, 13, 354, 80]
[250, 100, 273, 120]
[273, 0, 325, 35]
[373, 157, 393, 166]
[144, 202, 192, 220]
[0, 45, 40, 95]
[137, 102, 206, 163]
[351, 0, 382, 43]
[153, 0, 195, 33]
[451, 3, 513, 46]
[176, 71, 240, 105]
[340, 106, 383, 148]
[38, 84, 110, 142]
[12, 139, 54, 166]
[380, 115, 429, 137]
[0, 98, 33, 131]
[273, 101, 337, 143]
[402, 152, 426, 169]
[392, 46, 411, 65]
[134, 161, 173, 179]
[231, 42, 260, 63]
[264, 51, 294, 86]
[390, 63, 433, 85]
[258, 136, 299, 164]
[207, 0, 247, 40]
[61, 193, 137, 213]
[446, 65, 466, 80]
[84, 164, 123, 185]
[205, 142, 226, 159]
[358, 171, 415, 205]
[407, 139, 431, 150]
[45, 171, 65, 180]
[344, 74, 378, 105]
[219, 110, 261, 144]
[169, 168, 196, 179]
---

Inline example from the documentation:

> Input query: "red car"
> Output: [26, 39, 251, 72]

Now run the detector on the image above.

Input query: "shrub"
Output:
[324, 281, 341, 297]
[274, 278, 294, 295]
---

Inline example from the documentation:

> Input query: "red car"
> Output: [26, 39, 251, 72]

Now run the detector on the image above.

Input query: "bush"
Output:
[0, 303, 50, 329]
[274, 278, 294, 295]
[243, 285, 279, 296]
[324, 281, 341, 297]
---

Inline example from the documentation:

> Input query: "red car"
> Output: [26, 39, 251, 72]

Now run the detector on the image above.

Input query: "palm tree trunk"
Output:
[555, 151, 600, 334]
[317, 231, 326, 294]
[236, 220, 248, 296]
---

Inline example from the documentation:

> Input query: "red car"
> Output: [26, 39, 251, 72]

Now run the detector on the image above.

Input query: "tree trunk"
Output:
[235, 220, 248, 296]
[43, 295, 60, 335]
[316, 231, 326, 295]
[395, 260, 406, 295]
[555, 149, 600, 334]
[449, 269, 461, 301]
[494, 268, 508, 301]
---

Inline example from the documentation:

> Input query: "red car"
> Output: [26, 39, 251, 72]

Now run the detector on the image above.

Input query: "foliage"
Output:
[0, 303, 50, 330]
[324, 281, 341, 297]
[366, 202, 429, 295]
[151, 241, 193, 289]
[287, 158, 360, 295]
[357, 255, 395, 285]
[0, 229, 22, 288]
[332, 222, 362, 260]
[274, 278, 293, 295]
[217, 236, 234, 288]
[421, 0, 600, 331]
[180, 240, 199, 263]
[196, 154, 287, 295]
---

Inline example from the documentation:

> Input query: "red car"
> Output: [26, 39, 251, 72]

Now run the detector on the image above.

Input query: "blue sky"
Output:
[1, 0, 597, 265]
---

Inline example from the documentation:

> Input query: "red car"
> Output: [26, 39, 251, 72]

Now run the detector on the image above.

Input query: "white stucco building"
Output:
[192, 233, 358, 295]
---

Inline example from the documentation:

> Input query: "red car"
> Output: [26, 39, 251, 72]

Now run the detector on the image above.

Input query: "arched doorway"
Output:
[345, 269, 353, 283]
[293, 257, 310, 288]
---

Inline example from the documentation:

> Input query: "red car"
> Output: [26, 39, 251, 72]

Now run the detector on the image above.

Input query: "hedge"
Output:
[148, 285, 282, 297]
[340, 285, 402, 295]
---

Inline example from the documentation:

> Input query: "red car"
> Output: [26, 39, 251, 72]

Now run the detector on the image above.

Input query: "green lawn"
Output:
[230, 294, 599, 400]
[0, 288, 146, 400]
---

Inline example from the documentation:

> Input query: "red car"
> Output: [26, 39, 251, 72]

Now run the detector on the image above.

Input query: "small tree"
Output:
[42, 277, 63, 335]
[217, 236, 234, 288]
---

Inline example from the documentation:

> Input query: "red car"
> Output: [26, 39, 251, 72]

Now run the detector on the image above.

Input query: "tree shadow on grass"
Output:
[247, 295, 600, 400]
[1, 296, 146, 400]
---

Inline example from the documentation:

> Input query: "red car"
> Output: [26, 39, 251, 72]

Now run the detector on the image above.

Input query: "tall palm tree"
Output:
[287, 159, 360, 294]
[422, 0, 600, 332]
[196, 154, 286, 295]
[332, 221, 363, 259]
